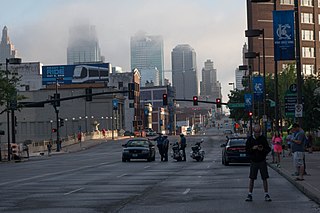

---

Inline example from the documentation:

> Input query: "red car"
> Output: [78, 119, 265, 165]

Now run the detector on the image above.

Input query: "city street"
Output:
[0, 129, 319, 213]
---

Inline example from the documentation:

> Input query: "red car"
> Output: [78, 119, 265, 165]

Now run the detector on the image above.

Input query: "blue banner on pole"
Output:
[253, 76, 264, 101]
[244, 94, 253, 110]
[273, 10, 295, 61]
[112, 99, 118, 110]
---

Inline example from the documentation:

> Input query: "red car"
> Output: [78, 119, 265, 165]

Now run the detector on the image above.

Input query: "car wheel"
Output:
[224, 158, 229, 166]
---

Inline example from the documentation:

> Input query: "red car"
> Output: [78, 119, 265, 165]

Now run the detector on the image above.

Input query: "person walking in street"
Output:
[152, 134, 165, 161]
[162, 135, 169, 161]
[272, 132, 282, 168]
[290, 123, 306, 181]
[245, 124, 272, 202]
[179, 133, 187, 161]
[47, 141, 52, 156]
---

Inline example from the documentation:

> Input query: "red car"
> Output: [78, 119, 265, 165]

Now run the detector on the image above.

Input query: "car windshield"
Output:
[228, 139, 246, 146]
[126, 140, 149, 147]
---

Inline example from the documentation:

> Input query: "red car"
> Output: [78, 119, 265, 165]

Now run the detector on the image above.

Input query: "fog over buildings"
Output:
[0, 0, 247, 100]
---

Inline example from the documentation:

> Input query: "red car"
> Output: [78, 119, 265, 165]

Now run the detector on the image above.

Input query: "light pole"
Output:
[5, 58, 21, 161]
[50, 120, 53, 141]
[65, 118, 68, 138]
[245, 29, 267, 135]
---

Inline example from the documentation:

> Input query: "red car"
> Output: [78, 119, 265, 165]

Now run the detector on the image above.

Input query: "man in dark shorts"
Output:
[245, 124, 272, 202]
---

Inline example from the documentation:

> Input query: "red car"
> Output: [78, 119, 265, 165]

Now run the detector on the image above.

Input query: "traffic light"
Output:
[52, 128, 57, 133]
[216, 98, 221, 108]
[53, 93, 60, 107]
[248, 111, 253, 117]
[59, 118, 64, 127]
[162, 93, 168, 106]
[85, 88, 92, 101]
[193, 96, 198, 106]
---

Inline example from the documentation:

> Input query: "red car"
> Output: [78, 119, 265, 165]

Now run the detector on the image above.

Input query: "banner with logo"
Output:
[244, 94, 253, 111]
[252, 76, 264, 101]
[273, 10, 295, 61]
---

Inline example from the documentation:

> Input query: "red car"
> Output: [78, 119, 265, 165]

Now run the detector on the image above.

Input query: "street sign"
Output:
[227, 103, 245, 108]
[295, 104, 303, 118]
[289, 84, 297, 93]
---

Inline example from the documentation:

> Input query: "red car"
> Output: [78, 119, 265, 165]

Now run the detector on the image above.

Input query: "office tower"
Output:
[130, 32, 164, 85]
[171, 44, 198, 99]
[235, 43, 248, 91]
[0, 26, 17, 62]
[200, 59, 221, 99]
[247, 1, 318, 76]
[67, 24, 103, 65]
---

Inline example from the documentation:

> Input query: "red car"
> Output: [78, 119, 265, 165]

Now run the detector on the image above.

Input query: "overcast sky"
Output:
[1, 0, 247, 101]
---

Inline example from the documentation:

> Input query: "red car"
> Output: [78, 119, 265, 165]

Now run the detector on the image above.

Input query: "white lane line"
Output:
[207, 165, 211, 169]
[117, 173, 127, 178]
[198, 176, 202, 178]
[64, 187, 84, 196]
[182, 188, 191, 195]
[144, 166, 151, 169]
[0, 162, 114, 187]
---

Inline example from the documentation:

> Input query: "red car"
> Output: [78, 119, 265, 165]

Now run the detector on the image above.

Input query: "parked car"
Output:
[122, 138, 156, 162]
[145, 128, 157, 136]
[221, 137, 250, 166]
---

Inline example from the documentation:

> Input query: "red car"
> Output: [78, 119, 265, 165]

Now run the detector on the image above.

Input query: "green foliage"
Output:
[228, 89, 251, 121]
[0, 69, 25, 113]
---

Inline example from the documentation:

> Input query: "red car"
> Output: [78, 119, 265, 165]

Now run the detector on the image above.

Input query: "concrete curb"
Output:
[268, 163, 320, 205]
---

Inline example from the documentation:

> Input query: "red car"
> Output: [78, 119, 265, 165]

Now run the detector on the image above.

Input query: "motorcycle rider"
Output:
[179, 133, 187, 161]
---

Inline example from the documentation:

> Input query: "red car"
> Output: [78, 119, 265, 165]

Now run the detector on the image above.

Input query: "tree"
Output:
[0, 69, 24, 114]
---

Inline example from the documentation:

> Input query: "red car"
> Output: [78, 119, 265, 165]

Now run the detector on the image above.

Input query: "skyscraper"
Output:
[200, 59, 221, 99]
[235, 43, 248, 91]
[0, 26, 17, 62]
[67, 24, 103, 65]
[171, 44, 198, 99]
[130, 32, 164, 85]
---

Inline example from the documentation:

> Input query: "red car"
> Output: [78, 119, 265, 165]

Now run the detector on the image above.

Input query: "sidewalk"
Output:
[28, 136, 130, 158]
[268, 151, 320, 205]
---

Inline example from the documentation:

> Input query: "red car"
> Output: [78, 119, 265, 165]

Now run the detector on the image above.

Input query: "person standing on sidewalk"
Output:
[245, 124, 272, 202]
[272, 132, 282, 168]
[290, 123, 306, 181]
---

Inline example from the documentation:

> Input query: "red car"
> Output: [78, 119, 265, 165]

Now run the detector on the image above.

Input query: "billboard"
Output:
[273, 10, 295, 61]
[42, 63, 110, 85]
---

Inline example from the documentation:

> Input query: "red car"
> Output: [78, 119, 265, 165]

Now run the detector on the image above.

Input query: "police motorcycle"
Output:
[171, 141, 183, 161]
[190, 139, 205, 162]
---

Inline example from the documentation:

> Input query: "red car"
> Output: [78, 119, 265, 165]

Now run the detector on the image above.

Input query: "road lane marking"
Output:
[207, 165, 211, 169]
[64, 187, 84, 196]
[182, 188, 191, 195]
[144, 166, 151, 169]
[198, 176, 202, 178]
[0, 161, 116, 187]
[117, 173, 127, 178]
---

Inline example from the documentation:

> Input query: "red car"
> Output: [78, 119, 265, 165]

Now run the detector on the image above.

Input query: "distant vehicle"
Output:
[122, 138, 156, 162]
[186, 127, 192, 135]
[145, 128, 157, 136]
[223, 129, 233, 135]
[72, 65, 109, 83]
[221, 137, 250, 166]
[123, 131, 134, 136]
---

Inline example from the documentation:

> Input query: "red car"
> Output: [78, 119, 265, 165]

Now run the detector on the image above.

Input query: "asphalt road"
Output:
[0, 128, 319, 213]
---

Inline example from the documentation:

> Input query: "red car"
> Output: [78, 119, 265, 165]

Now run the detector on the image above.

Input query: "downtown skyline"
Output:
[0, 0, 247, 100]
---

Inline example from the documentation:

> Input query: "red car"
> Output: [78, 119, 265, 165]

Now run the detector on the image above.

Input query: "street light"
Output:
[245, 29, 267, 135]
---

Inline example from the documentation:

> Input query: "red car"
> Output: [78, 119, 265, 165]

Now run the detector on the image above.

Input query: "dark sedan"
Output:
[122, 138, 156, 162]
[221, 137, 250, 166]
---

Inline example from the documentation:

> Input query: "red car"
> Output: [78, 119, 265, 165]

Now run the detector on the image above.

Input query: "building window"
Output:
[301, 13, 314, 24]
[301, 0, 313, 6]
[302, 30, 314, 40]
[302, 47, 315, 57]
[280, 0, 294, 4]
[302, 64, 315, 75]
